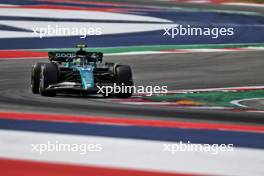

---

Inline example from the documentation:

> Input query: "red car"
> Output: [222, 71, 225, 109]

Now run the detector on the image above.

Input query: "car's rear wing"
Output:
[48, 51, 103, 62]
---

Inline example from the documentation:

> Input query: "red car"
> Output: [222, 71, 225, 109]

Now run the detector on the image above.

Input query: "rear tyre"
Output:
[39, 63, 58, 96]
[31, 63, 44, 94]
[115, 65, 133, 98]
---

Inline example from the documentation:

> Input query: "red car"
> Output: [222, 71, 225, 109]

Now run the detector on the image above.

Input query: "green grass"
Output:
[35, 43, 264, 53]
[143, 90, 264, 108]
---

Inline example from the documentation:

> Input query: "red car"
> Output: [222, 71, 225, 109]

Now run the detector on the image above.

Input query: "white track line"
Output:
[222, 2, 264, 8]
[230, 98, 264, 108]
[167, 86, 264, 94]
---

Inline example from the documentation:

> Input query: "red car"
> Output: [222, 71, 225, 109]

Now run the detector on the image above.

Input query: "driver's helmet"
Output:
[73, 58, 81, 66]
[73, 56, 87, 66]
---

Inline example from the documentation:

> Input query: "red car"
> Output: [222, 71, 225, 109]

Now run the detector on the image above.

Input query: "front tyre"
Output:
[39, 63, 58, 96]
[31, 63, 44, 94]
[115, 65, 133, 98]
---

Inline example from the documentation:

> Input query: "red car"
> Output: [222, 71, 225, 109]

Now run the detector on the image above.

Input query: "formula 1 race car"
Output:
[31, 45, 133, 98]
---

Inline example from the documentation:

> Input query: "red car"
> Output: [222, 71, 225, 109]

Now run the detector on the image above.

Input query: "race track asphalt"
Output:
[1, 51, 264, 125]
